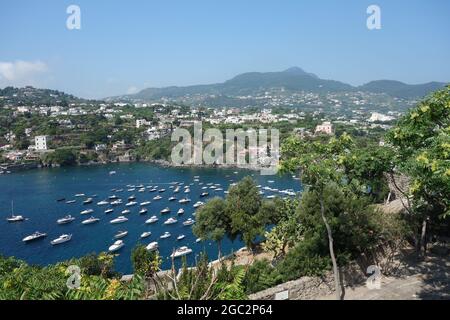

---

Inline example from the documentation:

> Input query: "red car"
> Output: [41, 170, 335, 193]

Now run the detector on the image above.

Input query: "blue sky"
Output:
[0, 0, 449, 98]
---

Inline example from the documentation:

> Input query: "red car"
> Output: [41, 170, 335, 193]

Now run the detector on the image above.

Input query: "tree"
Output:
[281, 133, 353, 300]
[225, 177, 267, 252]
[131, 244, 161, 280]
[193, 197, 229, 259]
[386, 86, 450, 257]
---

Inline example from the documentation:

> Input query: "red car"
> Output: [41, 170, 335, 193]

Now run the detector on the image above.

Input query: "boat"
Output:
[145, 216, 159, 224]
[110, 216, 128, 224]
[159, 189, 166, 193]
[168, 196, 177, 201]
[83, 198, 93, 205]
[140, 232, 151, 239]
[139, 208, 148, 215]
[128, 195, 136, 201]
[160, 232, 171, 239]
[108, 240, 124, 252]
[200, 192, 209, 197]
[183, 218, 195, 226]
[105, 208, 114, 214]
[164, 217, 178, 225]
[57, 215, 75, 224]
[114, 231, 128, 239]
[173, 187, 180, 193]
[138, 188, 146, 193]
[160, 207, 171, 214]
[127, 188, 135, 192]
[81, 209, 94, 215]
[82, 217, 100, 225]
[196, 238, 202, 243]
[184, 188, 190, 193]
[111, 199, 123, 206]
[125, 201, 137, 207]
[266, 195, 276, 199]
[179, 198, 191, 204]
[153, 195, 162, 200]
[22, 231, 47, 242]
[121, 209, 131, 215]
[149, 188, 158, 193]
[97, 200, 109, 206]
[109, 171, 116, 175]
[177, 208, 185, 215]
[56, 198, 66, 202]
[6, 201, 24, 222]
[215, 188, 223, 191]
[146, 241, 159, 251]
[66, 200, 76, 204]
[136, 184, 144, 189]
[170, 246, 193, 258]
[109, 195, 119, 200]
[193, 201, 204, 208]
[140, 201, 151, 206]
[177, 234, 185, 241]
[51, 234, 72, 245]
[75, 193, 85, 197]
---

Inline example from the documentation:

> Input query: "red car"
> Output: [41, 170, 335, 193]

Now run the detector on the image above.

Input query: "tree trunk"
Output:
[420, 217, 428, 258]
[319, 195, 342, 300]
[217, 240, 222, 261]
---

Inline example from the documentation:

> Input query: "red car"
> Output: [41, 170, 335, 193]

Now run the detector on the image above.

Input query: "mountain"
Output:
[114, 67, 447, 102]
[358, 80, 446, 99]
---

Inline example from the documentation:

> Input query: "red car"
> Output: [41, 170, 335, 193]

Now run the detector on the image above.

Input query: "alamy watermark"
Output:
[367, 5, 381, 30]
[66, 5, 81, 30]
[171, 122, 279, 175]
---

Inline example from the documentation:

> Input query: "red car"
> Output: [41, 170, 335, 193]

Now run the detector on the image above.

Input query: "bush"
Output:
[243, 259, 282, 294]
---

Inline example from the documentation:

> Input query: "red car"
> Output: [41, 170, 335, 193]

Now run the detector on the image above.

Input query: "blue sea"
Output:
[0, 163, 301, 274]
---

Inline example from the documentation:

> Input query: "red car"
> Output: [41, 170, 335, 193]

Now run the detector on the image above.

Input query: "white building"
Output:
[369, 112, 395, 123]
[35, 136, 48, 151]
[315, 122, 333, 135]
[136, 119, 151, 128]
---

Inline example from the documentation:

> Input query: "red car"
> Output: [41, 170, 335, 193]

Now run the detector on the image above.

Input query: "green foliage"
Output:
[43, 149, 77, 166]
[131, 245, 161, 279]
[243, 259, 282, 294]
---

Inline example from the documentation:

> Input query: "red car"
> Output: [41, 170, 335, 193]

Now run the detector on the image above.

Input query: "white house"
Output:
[315, 122, 334, 135]
[35, 136, 48, 151]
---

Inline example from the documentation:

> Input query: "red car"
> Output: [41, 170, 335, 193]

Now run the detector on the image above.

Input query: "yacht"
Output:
[177, 234, 186, 241]
[114, 231, 128, 239]
[164, 217, 178, 225]
[184, 188, 190, 193]
[168, 196, 177, 201]
[66, 200, 76, 204]
[109, 171, 116, 175]
[138, 188, 146, 193]
[160, 232, 171, 239]
[81, 209, 94, 215]
[159, 189, 166, 193]
[149, 188, 158, 193]
[160, 207, 171, 214]
[22, 231, 47, 243]
[121, 209, 131, 215]
[110, 216, 128, 224]
[97, 200, 109, 206]
[127, 188, 136, 192]
[170, 246, 193, 258]
[266, 195, 276, 199]
[145, 216, 159, 224]
[105, 208, 114, 214]
[139, 208, 148, 215]
[215, 188, 223, 191]
[179, 198, 191, 204]
[173, 186, 180, 193]
[6, 201, 24, 222]
[126, 201, 137, 207]
[82, 217, 100, 225]
[153, 195, 162, 201]
[83, 198, 93, 205]
[193, 201, 204, 208]
[140, 201, 151, 206]
[51, 234, 72, 245]
[200, 192, 209, 198]
[75, 193, 85, 198]
[111, 199, 123, 206]
[57, 215, 75, 225]
[140, 232, 151, 239]
[108, 240, 124, 252]
[146, 241, 159, 251]
[177, 208, 185, 215]
[183, 218, 195, 226]
[128, 195, 136, 201]
[109, 195, 119, 200]
[196, 238, 202, 243]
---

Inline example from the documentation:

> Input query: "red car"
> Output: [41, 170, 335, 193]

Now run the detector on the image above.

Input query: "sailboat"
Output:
[6, 201, 24, 222]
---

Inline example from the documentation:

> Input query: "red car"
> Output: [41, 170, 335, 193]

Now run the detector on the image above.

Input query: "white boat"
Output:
[153, 195, 162, 200]
[75, 193, 85, 197]
[128, 195, 136, 201]
[196, 238, 202, 243]
[149, 188, 158, 193]
[140, 232, 152, 239]
[164, 217, 178, 225]
[159, 189, 166, 193]
[97, 200, 109, 206]
[266, 195, 276, 199]
[108, 240, 124, 252]
[83, 198, 93, 205]
[179, 198, 191, 204]
[215, 188, 223, 191]
[146, 241, 159, 251]
[82, 217, 100, 225]
[114, 231, 128, 239]
[109, 171, 116, 175]
[193, 201, 204, 208]
[160, 232, 171, 239]
[109, 195, 119, 200]
[160, 207, 171, 214]
[200, 192, 209, 197]
[51, 234, 72, 245]
[183, 218, 195, 226]
[184, 188, 191, 193]
[139, 208, 148, 215]
[121, 209, 131, 215]
[177, 208, 185, 215]
[111, 199, 123, 206]
[138, 188, 146, 193]
[170, 246, 193, 258]
[6, 201, 24, 222]
[110, 216, 128, 224]
[177, 234, 185, 241]
[105, 208, 114, 214]
[57, 215, 75, 224]
[140, 201, 151, 206]
[22, 231, 47, 242]
[66, 200, 76, 204]
[173, 187, 180, 193]
[81, 209, 94, 215]
[127, 188, 136, 192]
[168, 196, 177, 201]
[126, 201, 137, 207]
[145, 216, 159, 224]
